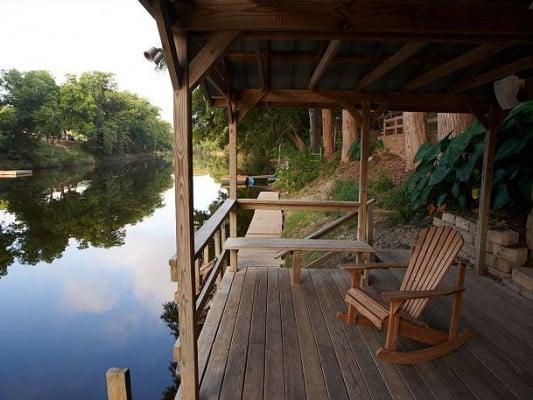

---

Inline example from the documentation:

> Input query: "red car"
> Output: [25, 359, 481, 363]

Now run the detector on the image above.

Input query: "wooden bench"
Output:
[224, 237, 374, 286]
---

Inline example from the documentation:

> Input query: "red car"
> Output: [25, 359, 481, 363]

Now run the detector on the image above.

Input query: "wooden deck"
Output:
[238, 191, 283, 268]
[189, 264, 533, 400]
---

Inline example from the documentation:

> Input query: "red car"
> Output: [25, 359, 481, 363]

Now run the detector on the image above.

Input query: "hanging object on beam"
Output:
[494, 75, 525, 110]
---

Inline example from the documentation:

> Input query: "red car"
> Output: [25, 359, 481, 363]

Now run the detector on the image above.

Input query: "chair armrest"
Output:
[381, 288, 463, 303]
[340, 262, 408, 271]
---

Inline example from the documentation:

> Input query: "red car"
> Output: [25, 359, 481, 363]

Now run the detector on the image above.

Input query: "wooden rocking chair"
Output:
[337, 226, 473, 364]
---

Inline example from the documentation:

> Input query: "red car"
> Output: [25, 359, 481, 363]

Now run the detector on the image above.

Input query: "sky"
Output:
[0, 0, 173, 122]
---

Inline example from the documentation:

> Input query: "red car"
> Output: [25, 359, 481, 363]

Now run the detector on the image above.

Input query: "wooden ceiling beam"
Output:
[403, 44, 509, 91]
[448, 55, 533, 94]
[189, 31, 240, 89]
[354, 42, 427, 91]
[237, 90, 268, 122]
[226, 52, 371, 64]
[254, 41, 269, 89]
[213, 89, 488, 113]
[171, 1, 533, 42]
[308, 40, 342, 89]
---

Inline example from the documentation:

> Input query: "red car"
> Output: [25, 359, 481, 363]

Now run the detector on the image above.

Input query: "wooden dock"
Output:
[238, 191, 283, 268]
[187, 263, 533, 400]
[0, 170, 32, 178]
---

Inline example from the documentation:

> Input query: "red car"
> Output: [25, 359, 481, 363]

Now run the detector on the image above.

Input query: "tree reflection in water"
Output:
[0, 158, 173, 277]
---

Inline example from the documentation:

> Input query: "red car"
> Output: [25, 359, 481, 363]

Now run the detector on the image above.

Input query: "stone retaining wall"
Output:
[433, 211, 532, 279]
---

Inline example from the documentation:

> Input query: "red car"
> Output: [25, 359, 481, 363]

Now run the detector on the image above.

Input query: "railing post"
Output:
[228, 101, 238, 272]
[214, 230, 222, 286]
[106, 368, 132, 400]
[366, 200, 374, 247]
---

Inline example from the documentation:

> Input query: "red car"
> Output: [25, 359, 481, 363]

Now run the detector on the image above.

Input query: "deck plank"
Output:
[219, 268, 257, 400]
[279, 269, 307, 400]
[242, 267, 267, 399]
[310, 270, 372, 400]
[264, 268, 285, 400]
[291, 273, 329, 400]
[199, 269, 247, 400]
[301, 269, 350, 400]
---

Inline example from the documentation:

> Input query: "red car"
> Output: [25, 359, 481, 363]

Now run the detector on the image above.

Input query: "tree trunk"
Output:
[403, 112, 427, 171]
[290, 131, 306, 150]
[309, 108, 320, 150]
[341, 109, 357, 163]
[322, 109, 334, 159]
[437, 113, 475, 140]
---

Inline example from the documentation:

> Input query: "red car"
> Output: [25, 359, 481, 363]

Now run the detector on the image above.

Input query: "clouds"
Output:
[59, 275, 117, 314]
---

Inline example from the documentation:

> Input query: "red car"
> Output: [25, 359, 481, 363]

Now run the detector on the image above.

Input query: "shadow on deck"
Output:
[191, 261, 533, 400]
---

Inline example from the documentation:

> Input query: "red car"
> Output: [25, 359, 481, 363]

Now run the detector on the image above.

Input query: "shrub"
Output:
[274, 147, 324, 193]
[349, 137, 385, 161]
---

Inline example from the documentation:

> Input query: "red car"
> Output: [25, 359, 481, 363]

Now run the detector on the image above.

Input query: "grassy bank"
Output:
[0, 140, 95, 170]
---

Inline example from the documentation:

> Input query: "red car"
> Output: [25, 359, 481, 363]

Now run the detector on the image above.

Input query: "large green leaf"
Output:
[456, 140, 484, 182]
[428, 164, 450, 186]
[493, 184, 511, 209]
[414, 141, 440, 163]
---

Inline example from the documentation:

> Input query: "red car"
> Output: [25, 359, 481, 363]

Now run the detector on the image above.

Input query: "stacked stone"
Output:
[432, 212, 528, 279]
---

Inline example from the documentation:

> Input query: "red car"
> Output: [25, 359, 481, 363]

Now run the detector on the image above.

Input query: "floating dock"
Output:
[0, 170, 33, 178]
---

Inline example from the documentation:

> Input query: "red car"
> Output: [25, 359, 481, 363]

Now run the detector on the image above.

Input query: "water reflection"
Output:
[0, 159, 173, 277]
[0, 158, 228, 399]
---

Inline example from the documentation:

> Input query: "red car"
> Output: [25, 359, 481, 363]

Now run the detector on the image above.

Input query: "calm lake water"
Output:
[0, 159, 227, 399]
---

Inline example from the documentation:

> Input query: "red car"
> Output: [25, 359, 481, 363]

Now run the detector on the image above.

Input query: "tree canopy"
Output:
[0, 69, 173, 159]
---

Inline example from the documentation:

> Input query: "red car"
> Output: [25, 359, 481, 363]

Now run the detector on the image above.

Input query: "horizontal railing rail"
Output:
[276, 198, 375, 259]
[236, 198, 360, 212]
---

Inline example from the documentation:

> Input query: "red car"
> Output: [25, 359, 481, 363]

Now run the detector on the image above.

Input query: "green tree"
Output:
[0, 69, 62, 156]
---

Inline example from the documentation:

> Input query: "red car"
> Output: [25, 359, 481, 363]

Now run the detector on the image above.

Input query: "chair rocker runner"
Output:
[337, 226, 473, 364]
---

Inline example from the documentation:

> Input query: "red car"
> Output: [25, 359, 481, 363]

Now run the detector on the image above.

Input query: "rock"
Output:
[489, 267, 511, 279]
[494, 257, 522, 273]
[432, 217, 448, 227]
[492, 244, 528, 264]
[459, 230, 475, 245]
[512, 267, 533, 291]
[455, 215, 472, 232]
[487, 229, 519, 246]
[442, 212, 456, 225]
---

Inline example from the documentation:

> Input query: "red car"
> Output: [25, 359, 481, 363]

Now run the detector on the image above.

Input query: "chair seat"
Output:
[345, 288, 388, 329]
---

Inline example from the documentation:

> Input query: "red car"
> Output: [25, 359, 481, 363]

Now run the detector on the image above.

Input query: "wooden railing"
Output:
[170, 199, 235, 365]
[381, 115, 403, 135]
[236, 198, 360, 212]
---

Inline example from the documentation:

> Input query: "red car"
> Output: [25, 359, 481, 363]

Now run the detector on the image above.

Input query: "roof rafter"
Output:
[448, 55, 533, 94]
[403, 44, 509, 91]
[308, 40, 342, 89]
[354, 42, 427, 91]
[189, 31, 240, 89]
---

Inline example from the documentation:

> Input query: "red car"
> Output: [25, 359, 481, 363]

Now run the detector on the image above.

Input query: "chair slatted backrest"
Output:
[400, 226, 464, 319]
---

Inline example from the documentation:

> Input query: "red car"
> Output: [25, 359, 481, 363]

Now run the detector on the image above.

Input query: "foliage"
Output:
[349, 137, 385, 161]
[407, 102, 533, 211]
[0, 69, 173, 162]
[274, 146, 325, 192]
[0, 70, 62, 157]
[329, 180, 359, 201]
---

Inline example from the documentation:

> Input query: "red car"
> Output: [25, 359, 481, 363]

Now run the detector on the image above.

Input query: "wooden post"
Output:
[322, 109, 334, 159]
[474, 111, 501, 275]
[228, 102, 238, 272]
[106, 368, 132, 400]
[358, 101, 370, 285]
[172, 33, 199, 400]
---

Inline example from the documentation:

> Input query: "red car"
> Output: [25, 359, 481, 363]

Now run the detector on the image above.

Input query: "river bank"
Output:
[0, 140, 171, 171]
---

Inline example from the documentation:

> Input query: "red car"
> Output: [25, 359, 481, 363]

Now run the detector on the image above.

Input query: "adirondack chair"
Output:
[337, 226, 473, 364]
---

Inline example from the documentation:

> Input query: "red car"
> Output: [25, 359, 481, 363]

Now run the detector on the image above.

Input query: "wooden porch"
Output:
[192, 262, 533, 400]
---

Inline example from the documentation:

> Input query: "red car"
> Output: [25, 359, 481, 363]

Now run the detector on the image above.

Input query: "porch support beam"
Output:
[172, 33, 199, 399]
[189, 31, 240, 89]
[152, 0, 181, 90]
[237, 90, 268, 122]
[403, 44, 508, 91]
[355, 42, 427, 91]
[357, 101, 370, 285]
[228, 100, 238, 272]
[473, 108, 508, 275]
[214, 89, 490, 113]
[309, 40, 342, 89]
